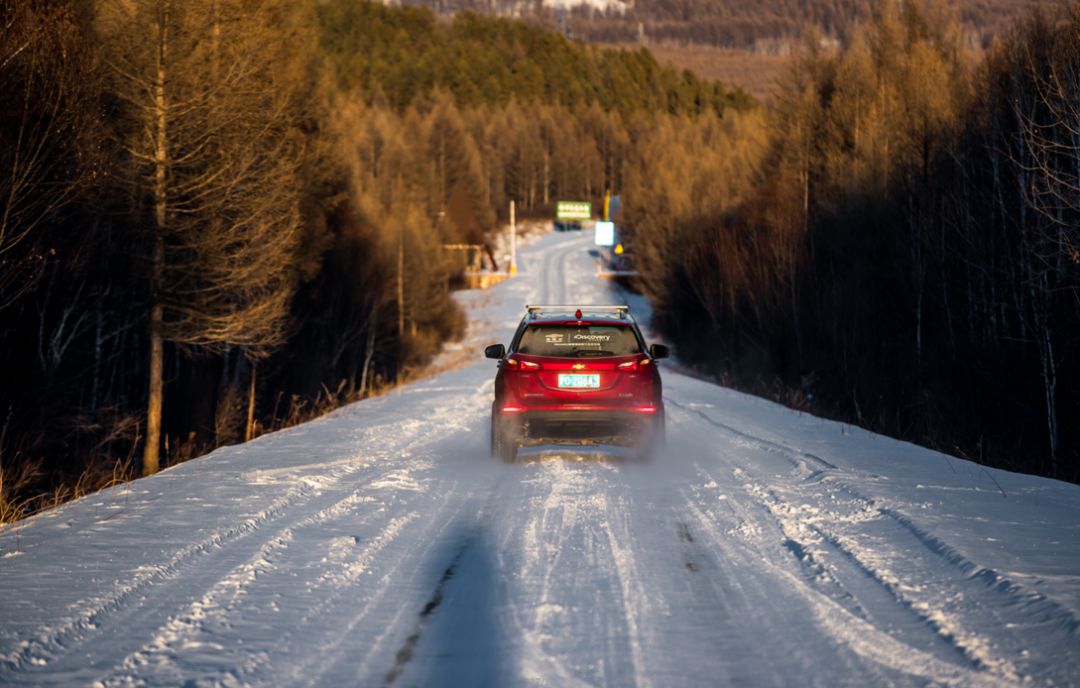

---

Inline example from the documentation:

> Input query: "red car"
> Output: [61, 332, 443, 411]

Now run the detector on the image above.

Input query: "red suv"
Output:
[484, 305, 669, 462]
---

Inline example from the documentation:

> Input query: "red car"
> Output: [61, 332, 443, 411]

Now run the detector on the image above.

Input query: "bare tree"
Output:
[0, 1, 102, 309]
[1011, 7, 1080, 473]
[98, 0, 306, 473]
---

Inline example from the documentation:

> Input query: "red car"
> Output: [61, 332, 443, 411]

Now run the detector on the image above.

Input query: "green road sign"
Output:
[556, 201, 592, 221]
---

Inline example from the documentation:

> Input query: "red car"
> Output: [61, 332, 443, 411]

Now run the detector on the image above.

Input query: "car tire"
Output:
[636, 417, 665, 462]
[491, 413, 518, 463]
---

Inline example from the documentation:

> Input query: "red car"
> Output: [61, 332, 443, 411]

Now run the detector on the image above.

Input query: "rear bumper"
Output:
[498, 406, 664, 444]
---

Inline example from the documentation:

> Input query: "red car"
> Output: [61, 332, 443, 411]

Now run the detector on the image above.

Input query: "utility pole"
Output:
[509, 200, 517, 275]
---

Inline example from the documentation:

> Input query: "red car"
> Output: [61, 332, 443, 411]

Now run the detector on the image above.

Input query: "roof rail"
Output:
[525, 304, 631, 320]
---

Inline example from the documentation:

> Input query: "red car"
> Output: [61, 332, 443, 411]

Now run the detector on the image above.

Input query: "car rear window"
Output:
[517, 324, 641, 357]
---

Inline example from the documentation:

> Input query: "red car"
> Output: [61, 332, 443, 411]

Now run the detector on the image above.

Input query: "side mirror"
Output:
[649, 343, 670, 360]
[484, 343, 506, 359]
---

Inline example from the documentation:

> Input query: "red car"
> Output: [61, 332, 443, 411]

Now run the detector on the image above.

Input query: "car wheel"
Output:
[491, 413, 518, 463]
[636, 417, 665, 462]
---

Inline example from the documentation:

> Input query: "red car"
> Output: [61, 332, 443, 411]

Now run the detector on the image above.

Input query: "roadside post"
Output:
[510, 200, 517, 275]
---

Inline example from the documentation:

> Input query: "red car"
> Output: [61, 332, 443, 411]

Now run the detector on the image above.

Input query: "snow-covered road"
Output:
[2, 230, 1079, 687]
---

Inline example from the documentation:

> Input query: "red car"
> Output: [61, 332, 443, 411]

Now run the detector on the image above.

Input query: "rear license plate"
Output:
[558, 373, 600, 389]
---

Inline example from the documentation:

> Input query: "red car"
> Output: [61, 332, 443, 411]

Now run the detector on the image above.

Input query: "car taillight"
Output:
[502, 405, 527, 413]
[616, 357, 650, 371]
[504, 358, 540, 370]
[633, 404, 657, 414]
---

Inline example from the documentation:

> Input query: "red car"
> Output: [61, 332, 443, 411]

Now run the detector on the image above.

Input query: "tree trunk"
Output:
[360, 310, 377, 397]
[789, 260, 803, 374]
[397, 223, 404, 340]
[244, 362, 257, 442]
[91, 299, 103, 411]
[145, 298, 163, 475]
[542, 151, 550, 205]
[214, 346, 233, 446]
[1038, 324, 1058, 474]
[143, 3, 169, 476]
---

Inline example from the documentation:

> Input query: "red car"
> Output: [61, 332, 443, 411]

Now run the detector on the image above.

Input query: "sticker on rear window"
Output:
[517, 325, 641, 356]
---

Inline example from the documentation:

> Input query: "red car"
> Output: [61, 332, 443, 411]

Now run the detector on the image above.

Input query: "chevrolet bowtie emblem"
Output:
[572, 363, 586, 370]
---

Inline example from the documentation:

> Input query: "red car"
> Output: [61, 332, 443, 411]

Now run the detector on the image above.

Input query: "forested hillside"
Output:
[318, 2, 750, 115]
[399, 0, 1035, 49]
[0, 0, 753, 519]
[398, 0, 1039, 103]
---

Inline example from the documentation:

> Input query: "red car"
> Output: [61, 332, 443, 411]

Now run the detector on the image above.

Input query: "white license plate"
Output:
[558, 373, 600, 389]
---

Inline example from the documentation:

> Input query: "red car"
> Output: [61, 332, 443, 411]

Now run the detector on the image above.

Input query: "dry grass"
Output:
[1, 454, 136, 527]
[607, 41, 792, 104]
[0, 458, 42, 525]
[46, 458, 136, 511]
[1, 412, 141, 527]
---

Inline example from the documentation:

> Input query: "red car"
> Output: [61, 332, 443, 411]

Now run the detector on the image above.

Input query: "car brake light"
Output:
[617, 357, 650, 371]
[501, 405, 526, 413]
[505, 358, 539, 370]
[633, 405, 657, 414]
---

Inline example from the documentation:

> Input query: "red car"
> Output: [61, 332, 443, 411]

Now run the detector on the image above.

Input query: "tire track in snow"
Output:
[496, 458, 640, 687]
[665, 390, 1080, 626]
[0, 482, 318, 676]
[243, 389, 498, 685]
[738, 476, 1009, 679]
[36, 456, 411, 686]
[243, 509, 423, 688]
[295, 456, 513, 687]
[880, 507, 1080, 641]
[554, 239, 570, 304]
[665, 396, 839, 474]
[539, 237, 585, 305]
[677, 475, 1007, 688]
[97, 488, 393, 685]
[1, 410, 453, 677]
[108, 391, 497, 686]
[665, 395, 1080, 682]
[600, 491, 653, 688]
[2, 401, 484, 683]
[665, 400, 1042, 684]
[540, 237, 558, 303]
